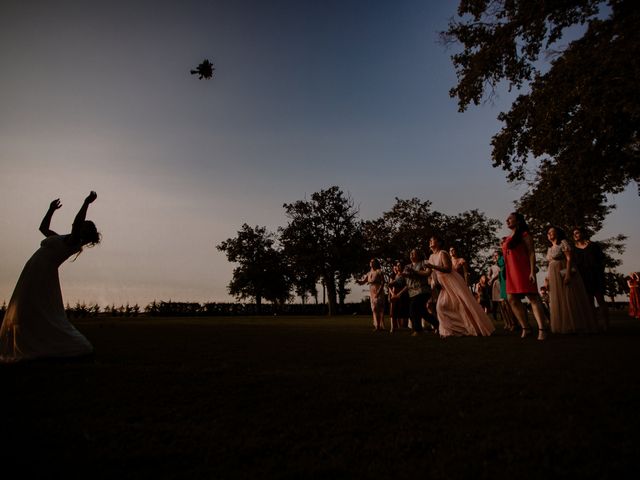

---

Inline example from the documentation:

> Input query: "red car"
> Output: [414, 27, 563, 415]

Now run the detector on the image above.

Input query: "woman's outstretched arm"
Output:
[39, 199, 62, 237]
[71, 191, 97, 238]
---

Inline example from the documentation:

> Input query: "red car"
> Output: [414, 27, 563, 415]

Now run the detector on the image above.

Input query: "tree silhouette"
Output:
[362, 198, 444, 262]
[217, 224, 291, 312]
[280, 187, 366, 316]
[362, 198, 500, 282]
[442, 0, 639, 196]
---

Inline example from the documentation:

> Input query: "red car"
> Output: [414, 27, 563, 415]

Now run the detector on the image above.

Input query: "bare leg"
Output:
[376, 307, 385, 330]
[389, 303, 400, 332]
[594, 292, 610, 331]
[371, 304, 382, 330]
[500, 301, 516, 330]
[507, 294, 530, 337]
[526, 294, 549, 340]
[370, 305, 378, 330]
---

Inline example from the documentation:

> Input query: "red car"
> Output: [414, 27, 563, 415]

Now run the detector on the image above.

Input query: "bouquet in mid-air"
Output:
[190, 59, 215, 80]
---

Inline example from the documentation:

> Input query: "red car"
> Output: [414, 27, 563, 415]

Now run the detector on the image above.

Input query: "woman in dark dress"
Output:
[572, 227, 609, 331]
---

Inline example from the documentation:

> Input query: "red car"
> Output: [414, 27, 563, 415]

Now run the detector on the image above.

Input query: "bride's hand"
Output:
[85, 191, 97, 204]
[49, 199, 62, 210]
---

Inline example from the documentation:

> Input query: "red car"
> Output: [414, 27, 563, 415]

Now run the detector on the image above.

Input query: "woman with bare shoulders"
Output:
[0, 192, 101, 363]
[357, 258, 386, 331]
[501, 212, 549, 340]
[449, 245, 470, 286]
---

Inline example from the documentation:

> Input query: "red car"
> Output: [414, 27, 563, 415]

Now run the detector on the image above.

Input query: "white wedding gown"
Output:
[0, 235, 93, 363]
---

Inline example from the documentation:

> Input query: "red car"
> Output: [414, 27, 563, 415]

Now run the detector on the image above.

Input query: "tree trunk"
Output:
[337, 277, 348, 310]
[256, 295, 262, 314]
[323, 274, 338, 316]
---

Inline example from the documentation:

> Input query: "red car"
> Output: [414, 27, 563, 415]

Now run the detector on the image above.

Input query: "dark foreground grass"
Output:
[2, 312, 639, 479]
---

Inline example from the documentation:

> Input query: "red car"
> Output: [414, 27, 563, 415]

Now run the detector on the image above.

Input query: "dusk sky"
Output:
[1, 0, 638, 307]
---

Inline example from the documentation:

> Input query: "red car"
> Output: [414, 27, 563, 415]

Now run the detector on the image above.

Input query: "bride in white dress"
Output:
[0, 191, 101, 363]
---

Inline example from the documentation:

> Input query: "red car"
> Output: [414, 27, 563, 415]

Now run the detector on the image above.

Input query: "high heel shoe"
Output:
[537, 328, 548, 341]
[521, 328, 531, 339]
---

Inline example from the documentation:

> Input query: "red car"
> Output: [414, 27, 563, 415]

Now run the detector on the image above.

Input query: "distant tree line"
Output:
[0, 300, 371, 319]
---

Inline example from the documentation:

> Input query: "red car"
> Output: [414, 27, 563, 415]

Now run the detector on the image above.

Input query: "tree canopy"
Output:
[280, 186, 366, 316]
[443, 0, 639, 195]
[216, 224, 291, 311]
[362, 198, 500, 282]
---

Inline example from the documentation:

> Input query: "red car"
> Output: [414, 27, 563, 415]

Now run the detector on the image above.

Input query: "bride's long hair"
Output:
[72, 221, 101, 261]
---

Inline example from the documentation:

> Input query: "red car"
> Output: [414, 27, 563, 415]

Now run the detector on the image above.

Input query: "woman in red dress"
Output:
[501, 212, 549, 340]
[628, 272, 640, 319]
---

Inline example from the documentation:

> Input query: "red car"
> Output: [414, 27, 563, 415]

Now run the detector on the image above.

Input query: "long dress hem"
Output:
[546, 240, 597, 334]
[430, 251, 495, 337]
[0, 235, 93, 363]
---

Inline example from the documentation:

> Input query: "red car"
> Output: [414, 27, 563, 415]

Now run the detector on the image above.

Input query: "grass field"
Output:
[2, 312, 639, 479]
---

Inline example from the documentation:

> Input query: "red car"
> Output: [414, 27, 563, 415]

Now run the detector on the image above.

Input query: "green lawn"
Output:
[2, 312, 639, 479]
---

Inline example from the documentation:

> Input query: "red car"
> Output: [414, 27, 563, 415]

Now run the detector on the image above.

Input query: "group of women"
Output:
[499, 213, 610, 339]
[360, 236, 495, 338]
[360, 212, 613, 341]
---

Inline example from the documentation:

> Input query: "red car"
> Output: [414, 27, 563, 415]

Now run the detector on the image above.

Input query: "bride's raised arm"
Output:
[71, 191, 97, 239]
[39, 199, 62, 237]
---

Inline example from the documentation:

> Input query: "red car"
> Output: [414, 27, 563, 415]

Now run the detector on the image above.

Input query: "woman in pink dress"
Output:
[501, 212, 549, 340]
[426, 236, 495, 337]
[1, 192, 100, 363]
[357, 258, 386, 331]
